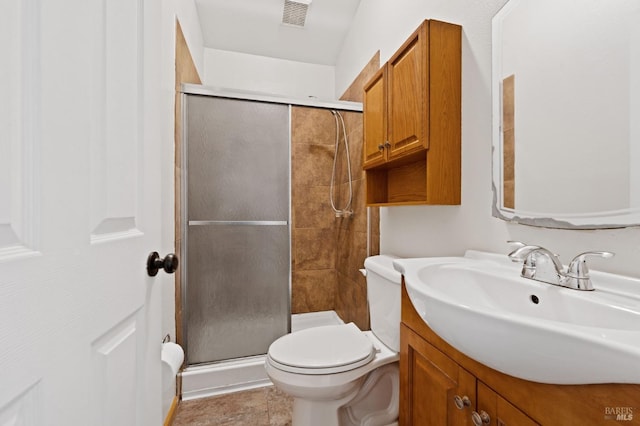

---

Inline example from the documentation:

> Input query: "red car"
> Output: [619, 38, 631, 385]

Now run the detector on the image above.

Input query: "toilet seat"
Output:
[268, 323, 375, 375]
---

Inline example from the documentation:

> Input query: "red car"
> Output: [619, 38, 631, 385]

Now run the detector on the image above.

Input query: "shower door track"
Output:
[189, 220, 288, 226]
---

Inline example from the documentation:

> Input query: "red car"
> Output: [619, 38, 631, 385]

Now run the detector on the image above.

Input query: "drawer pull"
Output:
[472, 410, 491, 425]
[453, 395, 471, 410]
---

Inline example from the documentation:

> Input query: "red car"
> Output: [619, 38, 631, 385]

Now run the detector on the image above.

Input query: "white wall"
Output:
[160, 0, 204, 344]
[202, 48, 336, 100]
[335, 0, 640, 278]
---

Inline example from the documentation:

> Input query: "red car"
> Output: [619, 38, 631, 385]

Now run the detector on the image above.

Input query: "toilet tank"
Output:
[364, 255, 402, 352]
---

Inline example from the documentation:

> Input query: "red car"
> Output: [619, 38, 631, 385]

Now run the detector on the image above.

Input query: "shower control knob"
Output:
[147, 252, 179, 276]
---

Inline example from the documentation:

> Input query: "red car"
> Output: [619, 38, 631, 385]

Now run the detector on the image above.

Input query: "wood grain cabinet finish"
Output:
[401, 323, 476, 426]
[363, 20, 461, 206]
[400, 284, 640, 426]
[401, 324, 538, 426]
[363, 66, 387, 168]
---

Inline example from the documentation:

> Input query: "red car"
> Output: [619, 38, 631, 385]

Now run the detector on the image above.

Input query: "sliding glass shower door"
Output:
[183, 95, 290, 365]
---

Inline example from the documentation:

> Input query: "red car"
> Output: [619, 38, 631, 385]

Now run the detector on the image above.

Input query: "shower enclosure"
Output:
[180, 85, 363, 369]
[182, 94, 290, 365]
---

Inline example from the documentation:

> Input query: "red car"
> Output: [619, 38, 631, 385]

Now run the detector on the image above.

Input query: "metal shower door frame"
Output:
[179, 85, 362, 365]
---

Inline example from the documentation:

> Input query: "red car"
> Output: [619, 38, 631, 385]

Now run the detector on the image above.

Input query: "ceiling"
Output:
[195, 0, 362, 66]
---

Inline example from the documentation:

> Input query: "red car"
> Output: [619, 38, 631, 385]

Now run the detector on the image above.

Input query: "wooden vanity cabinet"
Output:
[476, 381, 539, 426]
[363, 20, 461, 206]
[401, 323, 476, 425]
[400, 283, 640, 426]
[401, 324, 537, 426]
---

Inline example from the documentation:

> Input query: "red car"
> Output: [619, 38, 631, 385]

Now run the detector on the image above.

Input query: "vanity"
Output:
[395, 252, 640, 425]
[391, 0, 640, 422]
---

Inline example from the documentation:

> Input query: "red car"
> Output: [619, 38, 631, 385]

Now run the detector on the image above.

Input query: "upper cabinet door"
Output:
[387, 23, 428, 161]
[363, 65, 388, 169]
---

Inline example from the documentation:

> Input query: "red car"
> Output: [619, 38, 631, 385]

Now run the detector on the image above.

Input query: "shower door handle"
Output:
[147, 252, 179, 276]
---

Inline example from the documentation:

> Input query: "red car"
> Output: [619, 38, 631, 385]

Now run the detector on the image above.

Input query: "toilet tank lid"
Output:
[364, 255, 402, 284]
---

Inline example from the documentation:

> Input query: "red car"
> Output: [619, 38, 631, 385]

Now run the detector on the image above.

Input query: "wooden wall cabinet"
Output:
[400, 284, 640, 426]
[363, 20, 461, 206]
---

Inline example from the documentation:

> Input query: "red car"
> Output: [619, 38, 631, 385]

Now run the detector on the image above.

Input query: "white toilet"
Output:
[265, 255, 402, 426]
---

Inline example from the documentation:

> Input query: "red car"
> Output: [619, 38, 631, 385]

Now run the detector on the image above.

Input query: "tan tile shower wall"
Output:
[335, 52, 381, 330]
[290, 53, 381, 330]
[291, 107, 339, 313]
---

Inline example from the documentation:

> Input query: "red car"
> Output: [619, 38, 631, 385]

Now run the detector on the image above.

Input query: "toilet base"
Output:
[292, 387, 360, 426]
[288, 363, 399, 426]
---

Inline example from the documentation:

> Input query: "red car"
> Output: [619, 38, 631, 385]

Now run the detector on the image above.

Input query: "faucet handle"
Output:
[566, 251, 614, 290]
[506, 241, 527, 260]
[567, 251, 614, 277]
[507, 240, 526, 250]
[507, 241, 540, 262]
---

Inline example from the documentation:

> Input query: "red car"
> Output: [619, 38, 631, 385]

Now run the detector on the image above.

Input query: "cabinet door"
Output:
[363, 65, 387, 168]
[387, 23, 427, 161]
[476, 382, 539, 426]
[401, 324, 475, 425]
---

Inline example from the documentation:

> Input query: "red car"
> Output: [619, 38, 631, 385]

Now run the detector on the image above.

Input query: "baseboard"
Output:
[181, 355, 272, 401]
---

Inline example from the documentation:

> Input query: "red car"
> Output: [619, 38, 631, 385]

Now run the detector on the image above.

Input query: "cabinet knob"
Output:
[454, 395, 471, 410]
[384, 141, 391, 148]
[378, 144, 385, 151]
[472, 410, 491, 426]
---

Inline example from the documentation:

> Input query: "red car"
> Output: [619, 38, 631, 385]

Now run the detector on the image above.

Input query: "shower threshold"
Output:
[180, 310, 344, 400]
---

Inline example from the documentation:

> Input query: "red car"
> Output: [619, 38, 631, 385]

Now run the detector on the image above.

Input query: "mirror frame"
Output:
[491, 0, 640, 229]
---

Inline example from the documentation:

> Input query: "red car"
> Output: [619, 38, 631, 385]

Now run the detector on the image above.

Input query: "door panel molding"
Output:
[0, 380, 43, 426]
[90, 0, 144, 243]
[0, 0, 42, 261]
[90, 311, 141, 426]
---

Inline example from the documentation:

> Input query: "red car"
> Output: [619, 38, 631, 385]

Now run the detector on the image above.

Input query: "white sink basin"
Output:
[393, 251, 640, 384]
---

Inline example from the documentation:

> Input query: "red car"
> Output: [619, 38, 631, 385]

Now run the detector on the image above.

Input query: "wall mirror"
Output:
[491, 0, 640, 229]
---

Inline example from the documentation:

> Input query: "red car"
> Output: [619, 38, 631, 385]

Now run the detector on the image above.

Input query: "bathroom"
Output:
[167, 0, 640, 423]
[1, 0, 638, 424]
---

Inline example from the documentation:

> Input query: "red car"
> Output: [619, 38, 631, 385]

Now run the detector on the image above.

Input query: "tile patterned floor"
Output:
[172, 386, 293, 426]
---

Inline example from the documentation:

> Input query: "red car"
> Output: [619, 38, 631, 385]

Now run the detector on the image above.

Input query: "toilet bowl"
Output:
[265, 255, 402, 426]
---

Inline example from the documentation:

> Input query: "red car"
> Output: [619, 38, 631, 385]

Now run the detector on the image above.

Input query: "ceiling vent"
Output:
[282, 0, 312, 27]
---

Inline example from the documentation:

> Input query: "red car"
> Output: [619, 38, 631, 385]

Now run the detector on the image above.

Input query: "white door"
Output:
[0, 0, 168, 424]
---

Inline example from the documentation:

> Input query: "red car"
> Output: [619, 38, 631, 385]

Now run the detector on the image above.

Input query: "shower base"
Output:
[180, 310, 344, 400]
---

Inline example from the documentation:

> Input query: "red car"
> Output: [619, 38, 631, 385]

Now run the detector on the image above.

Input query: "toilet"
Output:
[265, 255, 402, 426]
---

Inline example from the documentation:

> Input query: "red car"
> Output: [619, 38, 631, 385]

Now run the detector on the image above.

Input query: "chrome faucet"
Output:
[565, 251, 615, 290]
[507, 242, 614, 291]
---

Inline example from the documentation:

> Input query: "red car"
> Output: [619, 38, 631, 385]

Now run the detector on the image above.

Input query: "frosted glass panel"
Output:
[183, 94, 290, 365]
[186, 96, 289, 221]
[186, 224, 290, 364]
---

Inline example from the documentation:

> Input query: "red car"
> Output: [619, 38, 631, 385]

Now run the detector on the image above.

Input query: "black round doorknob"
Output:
[147, 252, 179, 276]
